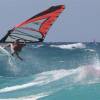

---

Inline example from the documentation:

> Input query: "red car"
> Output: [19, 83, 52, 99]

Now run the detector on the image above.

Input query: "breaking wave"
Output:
[50, 43, 86, 49]
[0, 62, 100, 99]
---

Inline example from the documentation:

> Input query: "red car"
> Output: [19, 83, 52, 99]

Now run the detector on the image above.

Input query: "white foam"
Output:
[72, 58, 100, 85]
[38, 65, 100, 86]
[0, 69, 74, 93]
[0, 69, 78, 99]
[37, 69, 76, 81]
[32, 44, 43, 48]
[50, 43, 86, 49]
[0, 79, 44, 93]
[85, 49, 95, 52]
[1, 64, 99, 94]
[59, 60, 65, 63]
[0, 46, 18, 73]
[0, 92, 49, 100]
[0, 63, 100, 94]
[0, 66, 100, 100]
[81, 55, 100, 84]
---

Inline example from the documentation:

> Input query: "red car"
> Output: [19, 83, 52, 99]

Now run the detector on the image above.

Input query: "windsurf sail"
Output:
[0, 5, 65, 43]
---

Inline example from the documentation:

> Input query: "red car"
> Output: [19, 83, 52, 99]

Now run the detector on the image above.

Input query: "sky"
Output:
[0, 0, 100, 42]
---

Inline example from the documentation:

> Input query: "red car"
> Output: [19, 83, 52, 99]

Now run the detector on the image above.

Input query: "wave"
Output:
[0, 69, 72, 93]
[0, 64, 100, 93]
[0, 92, 49, 100]
[85, 49, 96, 52]
[50, 43, 86, 49]
[0, 65, 100, 99]
[32, 44, 44, 48]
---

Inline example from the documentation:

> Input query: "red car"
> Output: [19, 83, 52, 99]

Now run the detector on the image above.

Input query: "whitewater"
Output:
[0, 42, 100, 100]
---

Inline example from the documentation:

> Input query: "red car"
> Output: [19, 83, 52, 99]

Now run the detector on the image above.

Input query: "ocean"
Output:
[0, 42, 100, 100]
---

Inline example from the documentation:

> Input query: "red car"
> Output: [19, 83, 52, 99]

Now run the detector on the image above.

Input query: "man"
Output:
[7, 39, 26, 61]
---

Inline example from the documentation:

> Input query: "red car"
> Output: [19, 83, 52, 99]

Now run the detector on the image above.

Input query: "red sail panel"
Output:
[15, 5, 65, 38]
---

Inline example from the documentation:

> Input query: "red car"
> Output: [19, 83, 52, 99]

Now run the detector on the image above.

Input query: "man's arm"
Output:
[2, 44, 10, 48]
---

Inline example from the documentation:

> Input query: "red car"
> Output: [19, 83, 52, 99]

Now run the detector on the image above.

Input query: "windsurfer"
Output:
[7, 39, 26, 61]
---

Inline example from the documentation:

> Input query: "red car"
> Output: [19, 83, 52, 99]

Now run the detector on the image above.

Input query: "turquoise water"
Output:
[0, 42, 100, 100]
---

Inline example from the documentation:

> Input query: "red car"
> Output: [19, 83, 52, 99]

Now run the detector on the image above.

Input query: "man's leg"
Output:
[11, 52, 14, 56]
[16, 52, 23, 61]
